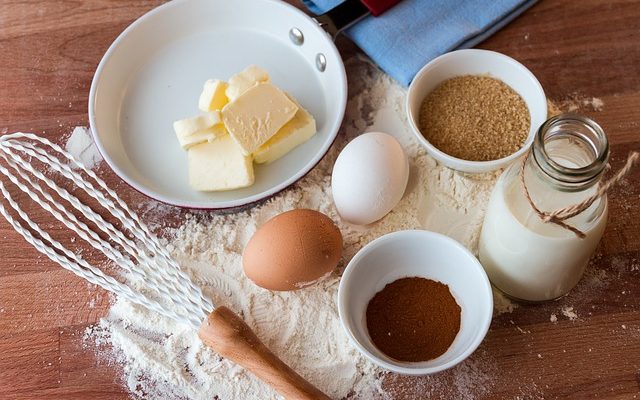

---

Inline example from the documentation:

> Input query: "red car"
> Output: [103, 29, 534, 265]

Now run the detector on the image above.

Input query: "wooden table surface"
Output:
[1, 1, 639, 399]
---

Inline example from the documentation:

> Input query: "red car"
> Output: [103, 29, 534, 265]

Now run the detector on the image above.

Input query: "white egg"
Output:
[331, 132, 409, 225]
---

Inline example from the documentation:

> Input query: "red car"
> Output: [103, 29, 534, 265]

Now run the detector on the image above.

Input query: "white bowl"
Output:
[89, 0, 347, 209]
[406, 49, 547, 173]
[338, 230, 493, 375]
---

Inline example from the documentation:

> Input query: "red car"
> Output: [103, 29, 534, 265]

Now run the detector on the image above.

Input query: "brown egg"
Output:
[243, 209, 343, 291]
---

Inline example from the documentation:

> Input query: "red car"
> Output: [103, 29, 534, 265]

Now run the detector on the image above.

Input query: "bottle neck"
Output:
[531, 114, 609, 192]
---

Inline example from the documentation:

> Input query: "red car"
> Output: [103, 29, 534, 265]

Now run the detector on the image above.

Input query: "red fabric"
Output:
[360, 0, 401, 16]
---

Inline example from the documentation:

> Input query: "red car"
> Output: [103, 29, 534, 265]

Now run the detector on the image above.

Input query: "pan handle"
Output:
[315, 0, 402, 38]
[360, 0, 402, 16]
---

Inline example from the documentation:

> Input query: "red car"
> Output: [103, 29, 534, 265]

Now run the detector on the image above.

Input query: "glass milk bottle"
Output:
[479, 114, 609, 301]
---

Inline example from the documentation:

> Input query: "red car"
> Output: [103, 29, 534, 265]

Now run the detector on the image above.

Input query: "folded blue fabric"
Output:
[302, 0, 537, 86]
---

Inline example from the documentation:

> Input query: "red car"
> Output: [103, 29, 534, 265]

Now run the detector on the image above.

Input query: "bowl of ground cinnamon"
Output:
[406, 49, 547, 173]
[337, 230, 493, 375]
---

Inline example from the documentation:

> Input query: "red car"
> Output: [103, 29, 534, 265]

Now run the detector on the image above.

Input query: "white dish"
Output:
[406, 49, 547, 173]
[89, 0, 347, 209]
[337, 230, 493, 375]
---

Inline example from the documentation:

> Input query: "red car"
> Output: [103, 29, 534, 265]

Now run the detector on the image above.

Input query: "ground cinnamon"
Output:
[366, 277, 461, 362]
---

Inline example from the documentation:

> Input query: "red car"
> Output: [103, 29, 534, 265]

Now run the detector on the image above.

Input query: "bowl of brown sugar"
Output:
[406, 49, 547, 173]
[337, 230, 493, 375]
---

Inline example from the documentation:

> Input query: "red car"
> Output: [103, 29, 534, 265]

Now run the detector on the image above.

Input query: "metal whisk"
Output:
[0, 132, 329, 400]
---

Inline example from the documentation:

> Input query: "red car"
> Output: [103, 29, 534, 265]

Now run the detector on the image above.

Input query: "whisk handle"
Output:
[198, 306, 331, 400]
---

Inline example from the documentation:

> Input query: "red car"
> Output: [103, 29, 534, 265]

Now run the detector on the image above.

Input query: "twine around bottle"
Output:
[520, 151, 639, 238]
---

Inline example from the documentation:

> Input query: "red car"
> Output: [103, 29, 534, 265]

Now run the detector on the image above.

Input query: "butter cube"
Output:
[177, 126, 226, 149]
[174, 111, 224, 149]
[188, 136, 254, 191]
[198, 79, 228, 112]
[254, 98, 316, 164]
[225, 65, 270, 101]
[174, 111, 222, 136]
[222, 83, 298, 155]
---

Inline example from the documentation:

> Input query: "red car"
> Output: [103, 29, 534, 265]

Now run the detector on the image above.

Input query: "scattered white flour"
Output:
[493, 289, 519, 316]
[586, 97, 604, 111]
[560, 95, 605, 113]
[550, 313, 558, 323]
[381, 350, 497, 399]
[561, 306, 578, 321]
[65, 126, 103, 169]
[84, 57, 500, 399]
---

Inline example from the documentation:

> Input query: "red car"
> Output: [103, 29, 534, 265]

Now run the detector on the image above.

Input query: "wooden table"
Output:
[1, 1, 639, 398]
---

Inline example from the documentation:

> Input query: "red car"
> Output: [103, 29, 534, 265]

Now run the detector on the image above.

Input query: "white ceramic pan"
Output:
[89, 0, 348, 209]
[89, 0, 398, 209]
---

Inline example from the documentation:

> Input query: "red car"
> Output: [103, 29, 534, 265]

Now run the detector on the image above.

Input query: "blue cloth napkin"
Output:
[302, 0, 537, 86]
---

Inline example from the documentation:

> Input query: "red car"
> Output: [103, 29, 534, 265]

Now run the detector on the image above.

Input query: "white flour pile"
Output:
[64, 126, 102, 169]
[83, 57, 502, 399]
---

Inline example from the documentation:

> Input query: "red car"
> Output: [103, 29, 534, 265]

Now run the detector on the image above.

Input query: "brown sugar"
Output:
[418, 75, 530, 161]
[365, 277, 461, 362]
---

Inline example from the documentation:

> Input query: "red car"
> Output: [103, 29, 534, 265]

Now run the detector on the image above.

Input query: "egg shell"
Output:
[331, 132, 409, 225]
[243, 209, 343, 291]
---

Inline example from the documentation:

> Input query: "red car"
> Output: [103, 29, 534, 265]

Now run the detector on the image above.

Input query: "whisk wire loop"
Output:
[0, 178, 198, 326]
[3, 134, 212, 314]
[0, 143, 209, 319]
[0, 133, 213, 328]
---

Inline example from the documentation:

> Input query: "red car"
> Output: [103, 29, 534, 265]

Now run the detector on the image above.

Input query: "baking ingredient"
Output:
[479, 172, 607, 301]
[87, 59, 506, 400]
[243, 209, 342, 291]
[173, 111, 225, 149]
[199, 79, 229, 112]
[226, 65, 270, 101]
[561, 306, 578, 320]
[176, 127, 223, 149]
[493, 290, 518, 316]
[173, 111, 223, 137]
[559, 95, 605, 113]
[253, 96, 317, 164]
[222, 82, 298, 155]
[188, 136, 254, 191]
[173, 66, 316, 192]
[331, 132, 409, 225]
[418, 75, 530, 161]
[479, 117, 608, 301]
[64, 126, 102, 169]
[366, 277, 461, 362]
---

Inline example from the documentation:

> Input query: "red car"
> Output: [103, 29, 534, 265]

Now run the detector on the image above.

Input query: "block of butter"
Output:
[225, 65, 270, 101]
[254, 98, 316, 164]
[222, 83, 298, 155]
[178, 126, 225, 149]
[198, 79, 228, 112]
[173, 111, 225, 149]
[188, 135, 254, 191]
